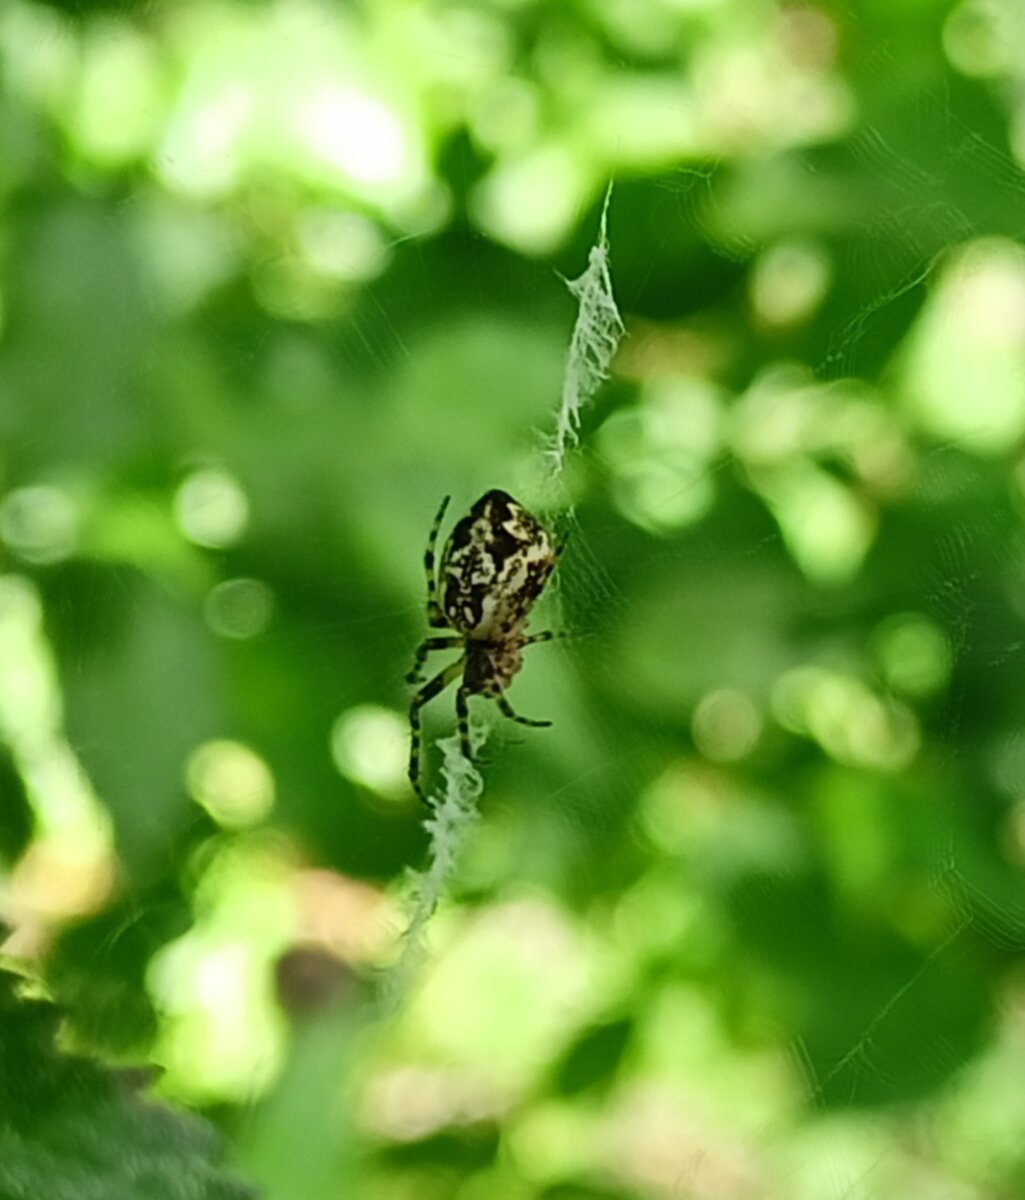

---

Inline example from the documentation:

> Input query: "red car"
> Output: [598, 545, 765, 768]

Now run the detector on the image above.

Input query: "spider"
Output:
[407, 489, 561, 802]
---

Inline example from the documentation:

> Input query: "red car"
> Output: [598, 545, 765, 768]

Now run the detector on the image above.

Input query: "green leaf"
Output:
[0, 968, 258, 1200]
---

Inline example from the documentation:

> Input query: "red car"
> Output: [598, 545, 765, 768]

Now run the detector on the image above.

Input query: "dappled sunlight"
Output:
[297, 85, 408, 188]
[66, 21, 162, 167]
[330, 704, 410, 800]
[944, 0, 1020, 80]
[640, 761, 809, 873]
[0, 0, 1024, 1195]
[0, 578, 113, 940]
[148, 834, 296, 1101]
[204, 576, 275, 639]
[751, 457, 876, 584]
[692, 686, 763, 762]
[598, 375, 722, 534]
[773, 665, 920, 770]
[186, 739, 276, 829]
[896, 239, 1025, 452]
[293, 868, 393, 967]
[363, 1063, 510, 1142]
[174, 466, 249, 549]
[405, 896, 594, 1087]
[472, 143, 592, 256]
[295, 209, 392, 284]
[872, 612, 952, 699]
[0, 485, 79, 565]
[749, 239, 833, 330]
[726, 366, 914, 580]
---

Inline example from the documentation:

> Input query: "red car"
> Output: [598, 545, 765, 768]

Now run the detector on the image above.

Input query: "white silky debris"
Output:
[383, 732, 483, 1009]
[548, 186, 625, 473]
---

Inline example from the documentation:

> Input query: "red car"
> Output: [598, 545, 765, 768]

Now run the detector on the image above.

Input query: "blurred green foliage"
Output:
[0, 964, 255, 1199]
[3, 0, 1025, 1197]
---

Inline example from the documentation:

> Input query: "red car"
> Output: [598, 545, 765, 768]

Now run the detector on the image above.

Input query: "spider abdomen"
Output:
[440, 490, 556, 637]
[464, 638, 524, 695]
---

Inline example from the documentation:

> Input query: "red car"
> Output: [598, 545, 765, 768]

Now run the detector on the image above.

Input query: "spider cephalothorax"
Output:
[407, 490, 561, 802]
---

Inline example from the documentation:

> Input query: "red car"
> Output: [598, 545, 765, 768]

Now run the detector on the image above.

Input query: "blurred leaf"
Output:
[551, 1017, 633, 1097]
[384, 1126, 500, 1172]
[49, 881, 192, 1055]
[0, 967, 257, 1200]
[43, 565, 220, 878]
[0, 743, 34, 864]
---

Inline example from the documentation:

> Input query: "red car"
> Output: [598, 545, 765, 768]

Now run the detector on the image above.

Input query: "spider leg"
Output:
[496, 694, 551, 728]
[492, 632, 566, 731]
[424, 495, 451, 628]
[519, 630, 572, 646]
[456, 684, 473, 760]
[408, 657, 464, 804]
[406, 635, 464, 683]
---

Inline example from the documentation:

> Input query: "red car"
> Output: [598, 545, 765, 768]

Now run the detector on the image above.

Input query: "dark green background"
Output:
[2, 0, 1025, 1196]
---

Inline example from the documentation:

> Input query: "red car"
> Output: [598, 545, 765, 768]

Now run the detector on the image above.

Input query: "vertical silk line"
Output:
[384, 734, 483, 1009]
[387, 193, 621, 1005]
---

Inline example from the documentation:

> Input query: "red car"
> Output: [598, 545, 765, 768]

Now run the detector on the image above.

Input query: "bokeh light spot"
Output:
[298, 86, 407, 186]
[68, 20, 161, 166]
[205, 578, 275, 640]
[873, 613, 952, 698]
[174, 468, 249, 548]
[897, 239, 1025, 453]
[186, 740, 275, 828]
[157, 81, 252, 198]
[750, 239, 831, 328]
[296, 209, 391, 282]
[599, 377, 722, 533]
[773, 666, 920, 769]
[331, 705, 409, 798]
[944, 0, 1014, 77]
[472, 145, 588, 254]
[755, 461, 875, 584]
[0, 485, 78, 564]
[147, 836, 294, 1102]
[692, 688, 763, 762]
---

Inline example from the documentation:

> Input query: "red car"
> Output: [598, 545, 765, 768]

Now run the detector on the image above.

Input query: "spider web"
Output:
[596, 203, 1025, 1200]
[450, 55, 1025, 1200]
[4, 1, 1025, 1197]
[386, 201, 625, 1002]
